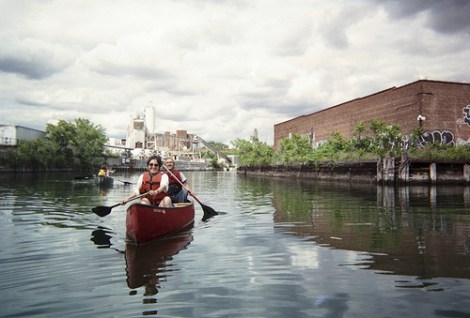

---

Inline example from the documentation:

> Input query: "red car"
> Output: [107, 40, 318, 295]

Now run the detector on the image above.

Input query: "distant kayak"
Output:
[74, 175, 94, 180]
[94, 175, 114, 187]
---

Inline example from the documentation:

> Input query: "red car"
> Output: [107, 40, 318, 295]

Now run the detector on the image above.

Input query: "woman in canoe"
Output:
[122, 155, 172, 207]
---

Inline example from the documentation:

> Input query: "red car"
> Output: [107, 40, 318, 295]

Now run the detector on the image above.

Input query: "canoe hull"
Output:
[126, 202, 195, 243]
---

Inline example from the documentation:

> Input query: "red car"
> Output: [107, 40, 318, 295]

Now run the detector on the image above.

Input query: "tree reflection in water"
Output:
[271, 181, 470, 280]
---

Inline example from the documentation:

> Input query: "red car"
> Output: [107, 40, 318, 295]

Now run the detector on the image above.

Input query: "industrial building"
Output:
[274, 79, 470, 149]
[0, 125, 45, 147]
[124, 105, 231, 163]
[124, 105, 200, 156]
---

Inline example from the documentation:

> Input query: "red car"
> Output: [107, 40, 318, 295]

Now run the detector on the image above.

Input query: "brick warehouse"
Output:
[274, 79, 470, 149]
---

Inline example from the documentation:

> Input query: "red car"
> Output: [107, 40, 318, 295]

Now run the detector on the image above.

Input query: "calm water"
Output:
[1, 171, 469, 317]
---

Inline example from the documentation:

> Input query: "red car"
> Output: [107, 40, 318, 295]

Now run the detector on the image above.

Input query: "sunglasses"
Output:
[148, 163, 159, 167]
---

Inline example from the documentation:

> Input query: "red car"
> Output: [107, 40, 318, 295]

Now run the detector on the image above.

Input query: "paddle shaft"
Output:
[162, 165, 218, 220]
[106, 192, 147, 209]
[92, 192, 149, 217]
[163, 165, 214, 206]
[123, 192, 148, 205]
[162, 165, 199, 201]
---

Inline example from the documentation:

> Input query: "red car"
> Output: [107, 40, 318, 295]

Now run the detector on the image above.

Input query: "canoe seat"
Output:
[174, 202, 192, 208]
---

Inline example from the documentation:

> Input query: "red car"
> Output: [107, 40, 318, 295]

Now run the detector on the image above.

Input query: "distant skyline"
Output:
[1, 0, 469, 145]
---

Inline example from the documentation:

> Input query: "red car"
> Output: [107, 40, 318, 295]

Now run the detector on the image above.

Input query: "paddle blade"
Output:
[201, 203, 218, 221]
[118, 179, 134, 185]
[92, 206, 112, 217]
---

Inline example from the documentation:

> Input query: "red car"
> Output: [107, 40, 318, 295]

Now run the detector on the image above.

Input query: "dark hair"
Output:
[146, 155, 162, 167]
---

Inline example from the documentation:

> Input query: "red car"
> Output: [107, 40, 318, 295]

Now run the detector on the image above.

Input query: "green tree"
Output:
[369, 119, 403, 158]
[46, 118, 107, 168]
[351, 121, 374, 157]
[72, 118, 107, 168]
[309, 131, 351, 162]
[232, 136, 273, 166]
[15, 138, 64, 169]
[45, 120, 75, 164]
[46, 120, 76, 152]
[276, 134, 313, 163]
[207, 141, 229, 150]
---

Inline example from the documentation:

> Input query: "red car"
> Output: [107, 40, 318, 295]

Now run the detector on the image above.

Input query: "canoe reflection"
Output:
[125, 232, 193, 294]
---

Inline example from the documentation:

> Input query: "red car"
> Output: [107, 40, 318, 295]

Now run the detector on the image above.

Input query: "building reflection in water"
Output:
[271, 180, 470, 279]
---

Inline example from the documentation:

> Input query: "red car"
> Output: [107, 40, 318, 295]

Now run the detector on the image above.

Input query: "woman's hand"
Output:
[149, 189, 161, 196]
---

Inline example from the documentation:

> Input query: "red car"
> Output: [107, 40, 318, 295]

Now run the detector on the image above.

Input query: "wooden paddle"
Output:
[162, 165, 218, 221]
[92, 192, 148, 217]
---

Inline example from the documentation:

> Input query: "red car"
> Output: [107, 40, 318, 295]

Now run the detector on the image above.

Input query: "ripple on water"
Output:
[2, 173, 470, 317]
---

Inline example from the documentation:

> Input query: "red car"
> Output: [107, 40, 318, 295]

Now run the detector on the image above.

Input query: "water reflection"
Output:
[2, 171, 470, 317]
[90, 226, 194, 316]
[125, 232, 193, 315]
[90, 226, 115, 248]
[271, 181, 470, 279]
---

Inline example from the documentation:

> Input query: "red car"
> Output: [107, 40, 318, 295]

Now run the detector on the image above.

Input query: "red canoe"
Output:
[126, 202, 195, 243]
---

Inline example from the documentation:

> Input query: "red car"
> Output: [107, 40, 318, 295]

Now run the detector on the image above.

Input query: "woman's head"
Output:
[146, 156, 162, 172]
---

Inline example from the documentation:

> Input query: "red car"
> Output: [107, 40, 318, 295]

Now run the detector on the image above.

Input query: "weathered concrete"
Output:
[237, 159, 470, 184]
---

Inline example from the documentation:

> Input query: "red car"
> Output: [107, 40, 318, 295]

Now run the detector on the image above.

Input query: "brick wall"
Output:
[274, 80, 470, 148]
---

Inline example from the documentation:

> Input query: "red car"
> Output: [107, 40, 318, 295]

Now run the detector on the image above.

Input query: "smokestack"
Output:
[145, 105, 155, 134]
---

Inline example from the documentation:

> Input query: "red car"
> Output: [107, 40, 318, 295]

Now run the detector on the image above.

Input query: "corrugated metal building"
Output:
[0, 125, 45, 146]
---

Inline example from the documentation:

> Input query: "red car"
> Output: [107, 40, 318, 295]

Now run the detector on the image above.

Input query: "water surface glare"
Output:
[1, 171, 469, 317]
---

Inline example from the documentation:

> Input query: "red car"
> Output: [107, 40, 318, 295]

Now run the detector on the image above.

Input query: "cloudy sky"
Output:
[1, 0, 469, 145]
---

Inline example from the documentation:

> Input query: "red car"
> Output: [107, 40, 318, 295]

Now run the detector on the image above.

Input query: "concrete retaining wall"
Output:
[237, 159, 470, 184]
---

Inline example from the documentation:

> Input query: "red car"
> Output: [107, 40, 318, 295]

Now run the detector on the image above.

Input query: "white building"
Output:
[126, 115, 146, 149]
[0, 125, 45, 146]
[145, 105, 155, 134]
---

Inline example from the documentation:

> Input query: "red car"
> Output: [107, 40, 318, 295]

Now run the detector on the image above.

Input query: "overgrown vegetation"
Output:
[3, 117, 468, 171]
[232, 137, 274, 166]
[231, 119, 470, 167]
[1, 118, 107, 170]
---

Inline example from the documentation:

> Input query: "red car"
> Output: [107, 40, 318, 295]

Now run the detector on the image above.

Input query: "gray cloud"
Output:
[0, 37, 74, 79]
[378, 0, 470, 34]
[0, 55, 64, 80]
[0, 0, 469, 144]
[15, 97, 49, 107]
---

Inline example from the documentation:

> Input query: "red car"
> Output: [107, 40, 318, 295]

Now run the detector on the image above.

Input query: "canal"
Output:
[1, 171, 469, 317]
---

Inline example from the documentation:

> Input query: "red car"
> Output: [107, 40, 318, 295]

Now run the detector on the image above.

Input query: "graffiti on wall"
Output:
[419, 105, 470, 146]
[420, 130, 455, 146]
[464, 105, 470, 126]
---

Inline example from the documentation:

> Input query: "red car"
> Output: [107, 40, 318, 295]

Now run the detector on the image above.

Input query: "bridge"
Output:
[196, 136, 232, 164]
